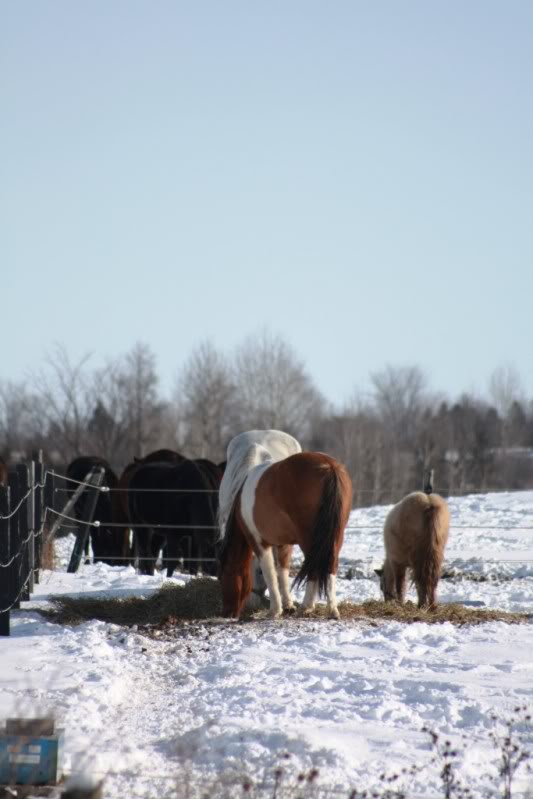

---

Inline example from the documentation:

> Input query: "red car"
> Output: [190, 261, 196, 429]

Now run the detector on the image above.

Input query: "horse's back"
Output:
[243, 451, 352, 547]
[263, 451, 351, 516]
[129, 458, 215, 516]
[226, 430, 301, 464]
[67, 455, 117, 486]
[219, 430, 302, 534]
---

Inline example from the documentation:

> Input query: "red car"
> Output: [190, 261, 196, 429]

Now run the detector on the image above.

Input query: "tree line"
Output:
[1, 334, 532, 506]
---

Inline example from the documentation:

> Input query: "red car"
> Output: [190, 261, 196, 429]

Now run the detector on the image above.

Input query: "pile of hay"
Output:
[44, 578, 224, 626]
[302, 599, 529, 626]
[41, 580, 529, 628]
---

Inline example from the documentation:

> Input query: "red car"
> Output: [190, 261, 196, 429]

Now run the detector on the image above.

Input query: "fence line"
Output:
[0, 477, 46, 520]
[0, 454, 47, 634]
[49, 553, 533, 565]
[3, 458, 533, 635]
[0, 523, 40, 569]
[44, 508, 533, 532]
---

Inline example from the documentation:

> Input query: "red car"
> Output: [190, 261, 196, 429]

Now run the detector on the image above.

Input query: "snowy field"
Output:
[1, 491, 533, 798]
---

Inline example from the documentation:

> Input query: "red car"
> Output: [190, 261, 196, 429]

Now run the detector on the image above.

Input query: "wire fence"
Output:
[0, 456, 46, 633]
[2, 459, 533, 631]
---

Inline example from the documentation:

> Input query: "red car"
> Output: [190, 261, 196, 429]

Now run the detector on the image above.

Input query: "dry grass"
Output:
[40, 579, 529, 628]
[41, 528, 56, 570]
[302, 599, 529, 626]
[43, 578, 224, 626]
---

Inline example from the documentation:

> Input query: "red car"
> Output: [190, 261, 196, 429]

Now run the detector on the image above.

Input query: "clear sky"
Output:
[2, 1, 532, 406]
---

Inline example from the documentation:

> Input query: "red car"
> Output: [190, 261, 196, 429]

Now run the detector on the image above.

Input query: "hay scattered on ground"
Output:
[299, 599, 529, 626]
[41, 579, 529, 628]
[44, 578, 224, 626]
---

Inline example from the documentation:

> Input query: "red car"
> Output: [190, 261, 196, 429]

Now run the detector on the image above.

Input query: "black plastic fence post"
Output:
[44, 468, 56, 530]
[33, 451, 44, 583]
[68, 467, 105, 573]
[17, 464, 33, 600]
[8, 469, 22, 609]
[0, 485, 11, 636]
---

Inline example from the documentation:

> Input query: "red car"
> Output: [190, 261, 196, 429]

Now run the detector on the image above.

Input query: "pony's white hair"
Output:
[218, 430, 302, 539]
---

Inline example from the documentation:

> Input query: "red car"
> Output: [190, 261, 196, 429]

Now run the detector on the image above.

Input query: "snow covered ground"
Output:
[1, 491, 533, 798]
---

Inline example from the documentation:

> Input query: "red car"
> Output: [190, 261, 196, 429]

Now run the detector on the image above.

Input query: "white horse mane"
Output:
[218, 429, 302, 539]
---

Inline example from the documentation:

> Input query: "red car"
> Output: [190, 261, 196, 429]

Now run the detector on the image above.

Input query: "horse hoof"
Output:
[329, 608, 340, 620]
[298, 606, 314, 617]
[269, 608, 283, 619]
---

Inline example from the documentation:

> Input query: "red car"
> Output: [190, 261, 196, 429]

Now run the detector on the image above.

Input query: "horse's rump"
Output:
[128, 458, 219, 575]
[276, 454, 352, 597]
[383, 491, 450, 606]
[412, 495, 449, 596]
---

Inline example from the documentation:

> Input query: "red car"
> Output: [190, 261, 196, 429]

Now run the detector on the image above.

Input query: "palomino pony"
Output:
[375, 491, 450, 608]
[218, 431, 353, 619]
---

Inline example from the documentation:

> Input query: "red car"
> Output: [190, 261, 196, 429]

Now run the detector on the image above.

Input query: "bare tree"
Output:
[175, 340, 238, 460]
[32, 346, 94, 463]
[489, 364, 524, 420]
[0, 381, 40, 460]
[85, 360, 132, 466]
[116, 342, 163, 459]
[233, 330, 324, 442]
[489, 364, 525, 455]
[371, 365, 438, 495]
[371, 365, 429, 446]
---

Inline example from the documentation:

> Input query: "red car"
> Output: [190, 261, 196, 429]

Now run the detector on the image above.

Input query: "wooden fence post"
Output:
[0, 485, 11, 636]
[67, 467, 105, 574]
[16, 463, 33, 600]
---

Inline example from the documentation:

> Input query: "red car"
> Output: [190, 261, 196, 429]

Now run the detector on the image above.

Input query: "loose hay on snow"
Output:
[44, 578, 224, 626]
[41, 580, 529, 628]
[300, 599, 529, 626]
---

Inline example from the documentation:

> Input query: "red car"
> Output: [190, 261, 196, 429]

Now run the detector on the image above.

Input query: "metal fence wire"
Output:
[2, 461, 533, 631]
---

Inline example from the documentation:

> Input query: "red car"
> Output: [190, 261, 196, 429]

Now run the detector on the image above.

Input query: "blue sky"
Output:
[2, 1, 532, 405]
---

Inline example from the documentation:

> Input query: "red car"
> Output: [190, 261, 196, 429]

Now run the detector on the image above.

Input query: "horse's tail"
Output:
[293, 462, 351, 598]
[413, 495, 449, 607]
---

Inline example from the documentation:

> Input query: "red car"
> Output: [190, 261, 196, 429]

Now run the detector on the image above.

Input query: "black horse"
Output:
[66, 456, 129, 566]
[0, 455, 7, 486]
[127, 457, 223, 577]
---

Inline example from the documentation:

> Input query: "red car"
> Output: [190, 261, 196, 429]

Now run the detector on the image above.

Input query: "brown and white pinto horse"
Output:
[219, 442, 353, 620]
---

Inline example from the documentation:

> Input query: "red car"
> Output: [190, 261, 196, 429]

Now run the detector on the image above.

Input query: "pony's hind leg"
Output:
[258, 546, 283, 619]
[276, 545, 295, 613]
[394, 564, 408, 604]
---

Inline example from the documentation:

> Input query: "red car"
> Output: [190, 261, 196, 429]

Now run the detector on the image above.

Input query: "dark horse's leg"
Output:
[189, 492, 218, 576]
[135, 526, 157, 575]
[164, 531, 184, 578]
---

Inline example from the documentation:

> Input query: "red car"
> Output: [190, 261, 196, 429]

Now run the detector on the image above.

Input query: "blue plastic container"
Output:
[0, 731, 64, 785]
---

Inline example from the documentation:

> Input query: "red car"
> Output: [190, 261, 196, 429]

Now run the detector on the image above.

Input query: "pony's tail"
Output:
[413, 498, 447, 607]
[293, 465, 346, 598]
